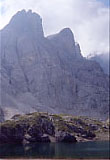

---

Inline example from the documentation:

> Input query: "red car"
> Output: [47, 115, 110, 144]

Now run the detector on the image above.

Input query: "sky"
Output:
[0, 0, 109, 56]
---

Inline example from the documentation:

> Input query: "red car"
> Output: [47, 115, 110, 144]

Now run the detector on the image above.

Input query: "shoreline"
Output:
[0, 138, 109, 146]
[0, 158, 109, 159]
[0, 139, 109, 145]
[1, 159, 109, 160]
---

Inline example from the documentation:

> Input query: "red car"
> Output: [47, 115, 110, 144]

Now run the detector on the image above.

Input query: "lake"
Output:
[0, 141, 109, 159]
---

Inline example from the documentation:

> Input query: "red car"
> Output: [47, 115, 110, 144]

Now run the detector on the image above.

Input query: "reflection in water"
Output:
[0, 141, 109, 159]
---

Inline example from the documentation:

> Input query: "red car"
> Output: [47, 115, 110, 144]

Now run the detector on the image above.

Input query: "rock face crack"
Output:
[15, 39, 31, 93]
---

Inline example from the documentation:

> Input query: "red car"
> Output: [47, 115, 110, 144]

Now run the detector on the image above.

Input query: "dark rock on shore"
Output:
[23, 133, 51, 144]
[0, 123, 24, 144]
[55, 131, 77, 143]
[81, 130, 96, 139]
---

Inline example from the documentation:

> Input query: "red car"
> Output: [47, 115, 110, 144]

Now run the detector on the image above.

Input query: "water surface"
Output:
[0, 141, 109, 159]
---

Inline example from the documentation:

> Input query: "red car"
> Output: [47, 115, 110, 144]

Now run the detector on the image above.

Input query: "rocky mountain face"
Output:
[88, 53, 109, 75]
[0, 10, 109, 120]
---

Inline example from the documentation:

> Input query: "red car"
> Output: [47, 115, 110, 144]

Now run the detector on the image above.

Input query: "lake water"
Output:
[0, 141, 109, 159]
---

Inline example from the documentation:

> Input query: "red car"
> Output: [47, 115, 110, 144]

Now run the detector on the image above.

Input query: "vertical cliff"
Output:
[0, 10, 109, 120]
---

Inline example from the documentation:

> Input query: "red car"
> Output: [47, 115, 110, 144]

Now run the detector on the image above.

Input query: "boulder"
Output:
[81, 130, 96, 139]
[0, 124, 24, 144]
[40, 134, 51, 142]
[55, 131, 77, 143]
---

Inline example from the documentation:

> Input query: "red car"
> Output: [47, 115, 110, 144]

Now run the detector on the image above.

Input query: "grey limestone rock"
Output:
[88, 53, 109, 75]
[0, 10, 109, 121]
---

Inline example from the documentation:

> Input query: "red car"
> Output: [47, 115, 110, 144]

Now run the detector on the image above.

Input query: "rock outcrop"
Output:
[0, 112, 109, 144]
[0, 10, 109, 120]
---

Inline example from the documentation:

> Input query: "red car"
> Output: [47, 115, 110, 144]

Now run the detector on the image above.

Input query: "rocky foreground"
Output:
[0, 112, 109, 144]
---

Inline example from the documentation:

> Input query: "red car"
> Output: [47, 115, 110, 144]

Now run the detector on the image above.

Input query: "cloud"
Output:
[0, 0, 109, 56]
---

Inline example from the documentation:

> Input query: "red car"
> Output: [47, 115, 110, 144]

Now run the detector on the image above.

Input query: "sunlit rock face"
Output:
[0, 10, 109, 120]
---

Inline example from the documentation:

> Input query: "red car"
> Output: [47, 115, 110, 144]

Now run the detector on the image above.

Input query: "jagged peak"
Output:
[47, 29, 83, 58]
[5, 9, 44, 38]
[10, 9, 42, 21]
[60, 28, 73, 35]
[59, 28, 75, 41]
[47, 28, 75, 43]
[47, 28, 74, 40]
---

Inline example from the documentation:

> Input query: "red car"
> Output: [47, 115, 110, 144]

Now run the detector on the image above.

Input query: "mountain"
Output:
[0, 10, 109, 120]
[88, 53, 109, 75]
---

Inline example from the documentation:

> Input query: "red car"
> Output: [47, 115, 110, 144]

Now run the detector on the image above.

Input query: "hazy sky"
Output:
[0, 0, 109, 56]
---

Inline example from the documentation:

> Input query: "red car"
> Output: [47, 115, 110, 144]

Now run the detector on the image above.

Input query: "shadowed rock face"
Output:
[0, 10, 109, 120]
